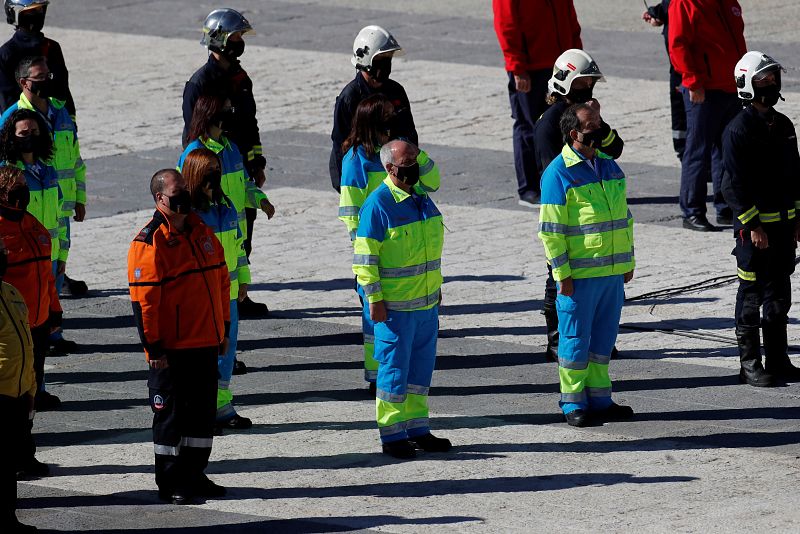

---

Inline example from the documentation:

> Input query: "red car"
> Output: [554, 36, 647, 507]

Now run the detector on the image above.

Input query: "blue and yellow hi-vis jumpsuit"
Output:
[339, 145, 439, 383]
[538, 145, 635, 415]
[353, 177, 444, 443]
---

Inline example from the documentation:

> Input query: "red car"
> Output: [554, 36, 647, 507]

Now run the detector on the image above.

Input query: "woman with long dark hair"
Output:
[181, 147, 252, 431]
[179, 94, 274, 325]
[338, 94, 440, 394]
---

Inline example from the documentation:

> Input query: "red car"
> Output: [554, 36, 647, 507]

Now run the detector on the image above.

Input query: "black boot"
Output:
[736, 326, 773, 387]
[763, 322, 800, 382]
[543, 308, 559, 363]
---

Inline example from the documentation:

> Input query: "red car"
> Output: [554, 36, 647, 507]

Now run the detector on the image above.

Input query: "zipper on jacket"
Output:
[187, 236, 222, 346]
[0, 290, 28, 397]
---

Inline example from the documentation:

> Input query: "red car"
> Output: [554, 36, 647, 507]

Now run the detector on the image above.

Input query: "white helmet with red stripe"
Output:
[734, 51, 783, 101]
[547, 49, 605, 97]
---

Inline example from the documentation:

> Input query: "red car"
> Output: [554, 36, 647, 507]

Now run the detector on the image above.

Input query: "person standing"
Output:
[128, 169, 230, 505]
[182, 8, 269, 318]
[721, 51, 800, 387]
[182, 148, 253, 431]
[0, 236, 38, 533]
[339, 95, 439, 394]
[330, 25, 417, 193]
[538, 104, 635, 427]
[492, 0, 582, 207]
[668, 0, 745, 231]
[353, 140, 450, 459]
[642, 0, 687, 160]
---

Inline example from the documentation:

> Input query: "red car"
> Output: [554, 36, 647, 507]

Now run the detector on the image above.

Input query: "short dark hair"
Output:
[15, 56, 47, 87]
[150, 169, 180, 201]
[559, 103, 592, 146]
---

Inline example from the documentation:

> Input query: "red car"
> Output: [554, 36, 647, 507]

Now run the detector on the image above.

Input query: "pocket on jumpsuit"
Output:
[372, 313, 399, 365]
[555, 294, 579, 337]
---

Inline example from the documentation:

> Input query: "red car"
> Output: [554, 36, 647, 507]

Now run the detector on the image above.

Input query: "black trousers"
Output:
[31, 324, 49, 394]
[0, 395, 31, 526]
[149, 348, 218, 492]
[544, 263, 557, 315]
[734, 223, 795, 328]
[507, 69, 551, 196]
[244, 207, 257, 259]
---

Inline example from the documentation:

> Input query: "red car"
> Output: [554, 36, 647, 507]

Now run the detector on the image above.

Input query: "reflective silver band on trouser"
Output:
[589, 352, 611, 365]
[586, 387, 612, 398]
[216, 403, 235, 419]
[406, 383, 429, 396]
[380, 259, 441, 278]
[353, 254, 379, 265]
[384, 291, 440, 311]
[571, 252, 633, 269]
[218, 379, 230, 390]
[338, 206, 360, 217]
[376, 388, 406, 403]
[558, 358, 588, 371]
[550, 252, 569, 268]
[180, 436, 213, 448]
[405, 417, 429, 431]
[560, 391, 587, 403]
[154, 443, 179, 456]
[378, 417, 430, 437]
[364, 369, 377, 381]
[672, 130, 687, 139]
[363, 334, 375, 344]
[362, 281, 382, 296]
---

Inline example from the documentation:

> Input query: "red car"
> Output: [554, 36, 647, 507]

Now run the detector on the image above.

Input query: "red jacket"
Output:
[0, 205, 61, 329]
[128, 210, 230, 360]
[493, 0, 582, 74]
[668, 0, 746, 92]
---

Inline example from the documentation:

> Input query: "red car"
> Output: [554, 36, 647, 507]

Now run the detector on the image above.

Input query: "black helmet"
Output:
[200, 8, 253, 53]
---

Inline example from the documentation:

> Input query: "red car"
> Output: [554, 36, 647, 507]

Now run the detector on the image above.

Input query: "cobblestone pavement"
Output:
[12, 1, 800, 532]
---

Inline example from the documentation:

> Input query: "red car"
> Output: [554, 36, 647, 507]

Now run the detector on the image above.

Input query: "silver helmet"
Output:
[5, 0, 48, 26]
[200, 8, 254, 52]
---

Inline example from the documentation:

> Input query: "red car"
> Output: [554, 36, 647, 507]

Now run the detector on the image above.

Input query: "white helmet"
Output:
[547, 49, 605, 97]
[351, 25, 404, 71]
[734, 51, 784, 101]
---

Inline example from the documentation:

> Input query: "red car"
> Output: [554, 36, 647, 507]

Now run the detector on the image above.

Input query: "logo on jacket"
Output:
[38, 234, 48, 244]
[731, 6, 741, 17]
[202, 236, 214, 255]
[134, 268, 142, 280]
[153, 394, 165, 410]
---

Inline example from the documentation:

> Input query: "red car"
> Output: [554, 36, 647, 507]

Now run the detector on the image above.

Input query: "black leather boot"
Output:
[543, 308, 559, 363]
[763, 322, 800, 382]
[736, 326, 774, 387]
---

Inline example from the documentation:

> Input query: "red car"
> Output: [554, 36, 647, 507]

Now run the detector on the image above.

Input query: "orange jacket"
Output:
[0, 205, 61, 329]
[128, 210, 231, 360]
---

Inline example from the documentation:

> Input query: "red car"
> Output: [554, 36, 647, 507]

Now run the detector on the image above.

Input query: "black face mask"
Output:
[0, 252, 7, 280]
[370, 59, 392, 83]
[577, 128, 605, 149]
[754, 84, 781, 107]
[7, 184, 30, 210]
[211, 109, 235, 132]
[568, 87, 594, 104]
[18, 8, 46, 33]
[395, 162, 420, 186]
[27, 78, 51, 98]
[164, 189, 192, 214]
[224, 40, 245, 59]
[14, 134, 38, 154]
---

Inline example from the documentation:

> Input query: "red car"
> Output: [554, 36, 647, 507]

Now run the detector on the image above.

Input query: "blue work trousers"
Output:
[216, 299, 239, 421]
[507, 69, 550, 196]
[356, 283, 377, 383]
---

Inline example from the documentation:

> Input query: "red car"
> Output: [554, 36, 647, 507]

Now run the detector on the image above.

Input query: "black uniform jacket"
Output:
[329, 73, 417, 190]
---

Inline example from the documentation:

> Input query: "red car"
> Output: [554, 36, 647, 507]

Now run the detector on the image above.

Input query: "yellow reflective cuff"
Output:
[789, 209, 796, 220]
[737, 268, 756, 281]
[738, 206, 759, 224]
[759, 211, 781, 223]
[795, 200, 800, 210]
[601, 129, 616, 147]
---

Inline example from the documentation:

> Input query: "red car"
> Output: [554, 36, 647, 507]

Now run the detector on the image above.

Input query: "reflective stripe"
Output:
[48, 228, 58, 239]
[586, 387, 612, 398]
[738, 206, 759, 224]
[364, 369, 378, 381]
[571, 252, 632, 269]
[237, 209, 246, 221]
[216, 403, 236, 419]
[406, 384, 429, 396]
[76, 181, 86, 192]
[539, 221, 569, 234]
[560, 391, 587, 403]
[737, 268, 756, 281]
[384, 291, 439, 311]
[379, 421, 408, 436]
[379, 259, 441, 278]
[558, 358, 588, 371]
[672, 129, 687, 139]
[363, 334, 375, 344]
[419, 159, 434, 175]
[353, 254, 379, 265]
[376, 389, 406, 403]
[789, 209, 796, 220]
[76, 157, 85, 167]
[56, 169, 76, 179]
[627, 209, 633, 220]
[218, 379, 230, 390]
[237, 256, 248, 268]
[362, 281, 382, 295]
[180, 436, 213, 448]
[550, 252, 569, 268]
[589, 352, 611, 365]
[563, 217, 630, 236]
[760, 211, 781, 223]
[154, 443, 179, 456]
[405, 417, 429, 431]
[230, 271, 238, 282]
[61, 200, 76, 211]
[339, 206, 360, 217]
[349, 229, 357, 241]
